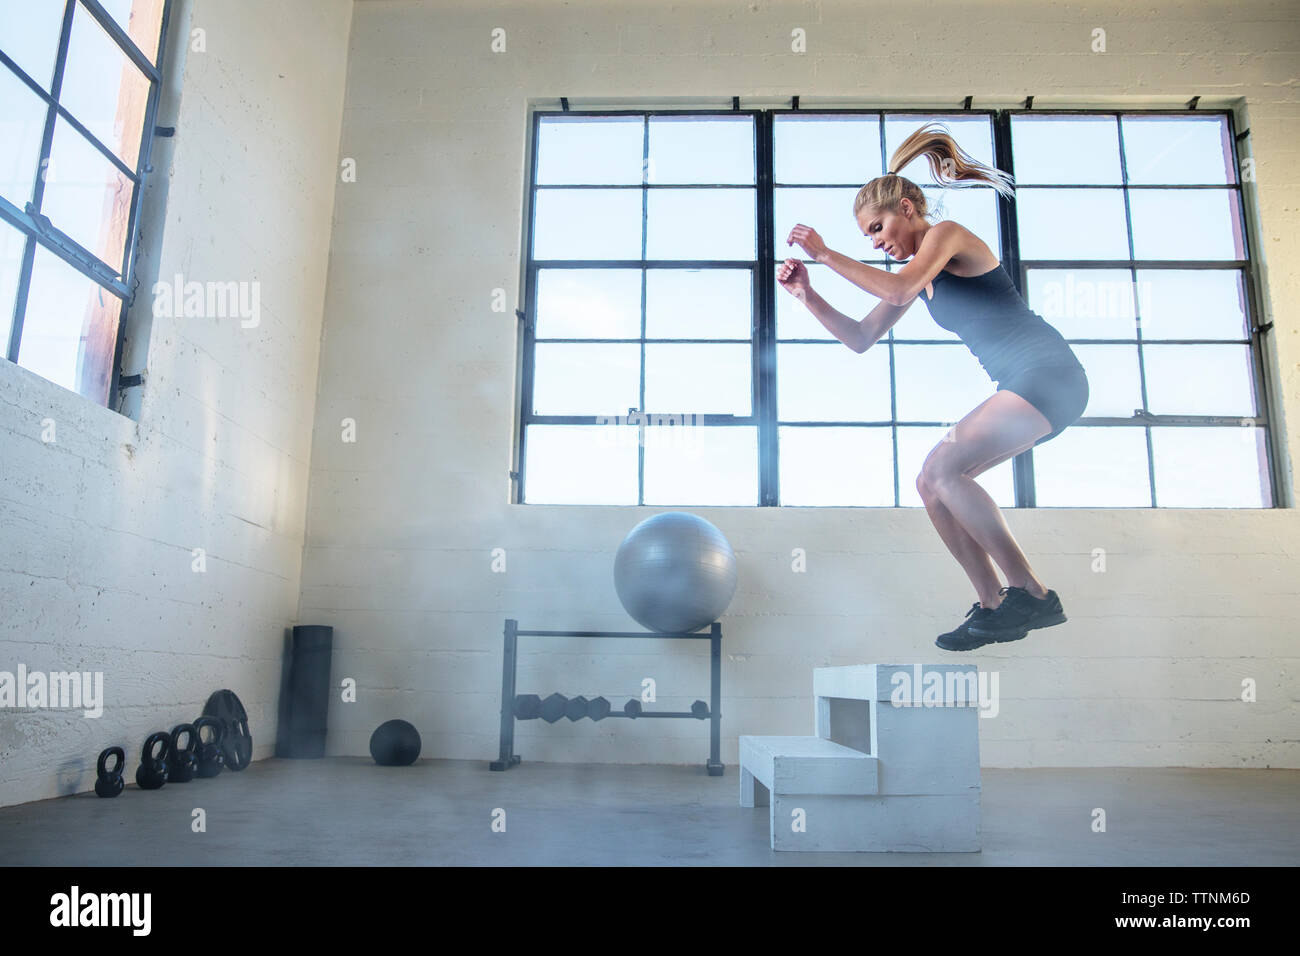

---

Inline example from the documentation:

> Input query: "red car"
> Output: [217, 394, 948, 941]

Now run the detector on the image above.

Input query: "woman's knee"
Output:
[916, 470, 941, 499]
[919, 455, 957, 492]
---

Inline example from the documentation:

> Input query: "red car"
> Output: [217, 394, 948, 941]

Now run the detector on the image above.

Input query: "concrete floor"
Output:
[2, 759, 1296, 865]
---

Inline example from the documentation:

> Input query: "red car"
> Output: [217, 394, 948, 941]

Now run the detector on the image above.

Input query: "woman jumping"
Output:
[778, 121, 1089, 652]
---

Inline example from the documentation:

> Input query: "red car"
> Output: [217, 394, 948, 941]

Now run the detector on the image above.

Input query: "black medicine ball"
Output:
[369, 719, 421, 766]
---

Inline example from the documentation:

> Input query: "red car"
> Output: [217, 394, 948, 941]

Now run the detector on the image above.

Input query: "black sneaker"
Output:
[935, 601, 1011, 652]
[965, 585, 1066, 640]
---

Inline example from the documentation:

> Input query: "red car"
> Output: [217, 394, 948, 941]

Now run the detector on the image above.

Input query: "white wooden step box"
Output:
[739, 663, 982, 852]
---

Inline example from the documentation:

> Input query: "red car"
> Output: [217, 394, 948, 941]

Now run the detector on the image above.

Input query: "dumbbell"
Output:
[540, 693, 567, 723]
[564, 696, 589, 722]
[623, 699, 642, 719]
[691, 700, 709, 719]
[513, 694, 542, 720]
[588, 697, 611, 721]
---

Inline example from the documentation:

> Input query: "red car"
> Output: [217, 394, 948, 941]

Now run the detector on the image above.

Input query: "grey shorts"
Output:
[996, 363, 1090, 447]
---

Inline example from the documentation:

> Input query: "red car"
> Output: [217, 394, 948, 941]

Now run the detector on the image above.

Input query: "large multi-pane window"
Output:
[0, 0, 171, 409]
[519, 108, 1273, 508]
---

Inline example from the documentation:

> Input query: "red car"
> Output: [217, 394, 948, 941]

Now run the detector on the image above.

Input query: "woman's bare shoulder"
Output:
[938, 219, 1000, 275]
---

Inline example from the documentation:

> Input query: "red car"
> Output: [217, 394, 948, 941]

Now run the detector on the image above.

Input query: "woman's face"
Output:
[856, 200, 920, 260]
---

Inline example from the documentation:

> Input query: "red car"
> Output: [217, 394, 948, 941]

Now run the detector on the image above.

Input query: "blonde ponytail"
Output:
[853, 121, 1016, 220]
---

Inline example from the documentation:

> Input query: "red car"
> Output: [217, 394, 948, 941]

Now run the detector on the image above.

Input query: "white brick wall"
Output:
[301, 0, 1300, 771]
[0, 0, 353, 806]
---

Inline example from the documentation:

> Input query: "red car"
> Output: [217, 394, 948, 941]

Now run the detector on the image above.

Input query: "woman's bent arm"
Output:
[799, 289, 870, 352]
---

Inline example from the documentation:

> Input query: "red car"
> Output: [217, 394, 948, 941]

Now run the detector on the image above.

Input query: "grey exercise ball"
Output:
[614, 512, 738, 633]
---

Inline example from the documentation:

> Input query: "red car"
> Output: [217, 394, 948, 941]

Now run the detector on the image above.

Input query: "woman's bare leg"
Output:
[930, 473, 1049, 600]
[918, 480, 1004, 608]
[917, 391, 1056, 604]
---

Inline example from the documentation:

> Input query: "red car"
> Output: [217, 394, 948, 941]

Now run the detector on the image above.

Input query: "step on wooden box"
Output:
[739, 663, 982, 852]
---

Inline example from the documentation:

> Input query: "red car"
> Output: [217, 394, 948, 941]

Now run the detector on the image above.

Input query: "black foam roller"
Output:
[284, 625, 333, 758]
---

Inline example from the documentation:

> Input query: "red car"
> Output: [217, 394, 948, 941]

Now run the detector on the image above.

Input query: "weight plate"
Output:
[202, 689, 252, 772]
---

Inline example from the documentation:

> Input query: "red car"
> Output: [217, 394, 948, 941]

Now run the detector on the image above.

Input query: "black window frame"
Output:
[515, 105, 1277, 508]
[0, 0, 174, 410]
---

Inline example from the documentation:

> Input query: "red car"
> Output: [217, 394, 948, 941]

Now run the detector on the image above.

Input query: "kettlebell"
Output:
[135, 732, 171, 790]
[94, 746, 125, 798]
[167, 723, 198, 783]
[194, 716, 225, 778]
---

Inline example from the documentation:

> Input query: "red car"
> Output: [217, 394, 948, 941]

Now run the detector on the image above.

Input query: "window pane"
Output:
[894, 344, 994, 422]
[1152, 426, 1270, 507]
[59, 0, 152, 170]
[776, 261, 874, 342]
[644, 425, 757, 505]
[1034, 427, 1151, 506]
[0, 67, 49, 208]
[532, 342, 640, 415]
[1143, 344, 1256, 417]
[16, 243, 122, 405]
[0, 224, 26, 350]
[647, 115, 753, 185]
[1122, 115, 1235, 185]
[922, 186, 1000, 255]
[535, 268, 641, 339]
[645, 343, 750, 415]
[776, 343, 890, 422]
[0, 0, 65, 91]
[775, 114, 882, 185]
[41, 116, 133, 274]
[1025, 269, 1139, 339]
[1010, 114, 1122, 185]
[524, 424, 638, 504]
[977, 457, 1015, 506]
[775, 187, 873, 263]
[780, 426, 894, 506]
[536, 116, 643, 185]
[645, 188, 754, 260]
[897, 426, 1014, 508]
[1136, 269, 1249, 340]
[533, 188, 642, 260]
[1129, 188, 1243, 261]
[885, 115, 994, 180]
[1017, 188, 1129, 260]
[93, 0, 165, 64]
[1071, 344, 1141, 418]
[646, 268, 750, 339]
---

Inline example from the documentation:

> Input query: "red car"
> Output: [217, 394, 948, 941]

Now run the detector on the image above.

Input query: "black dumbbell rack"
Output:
[490, 618, 723, 776]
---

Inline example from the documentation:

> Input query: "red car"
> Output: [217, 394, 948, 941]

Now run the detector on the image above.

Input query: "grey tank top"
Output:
[919, 263, 1081, 383]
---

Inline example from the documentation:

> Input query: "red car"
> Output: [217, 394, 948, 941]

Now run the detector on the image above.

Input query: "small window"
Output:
[1, 0, 170, 409]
